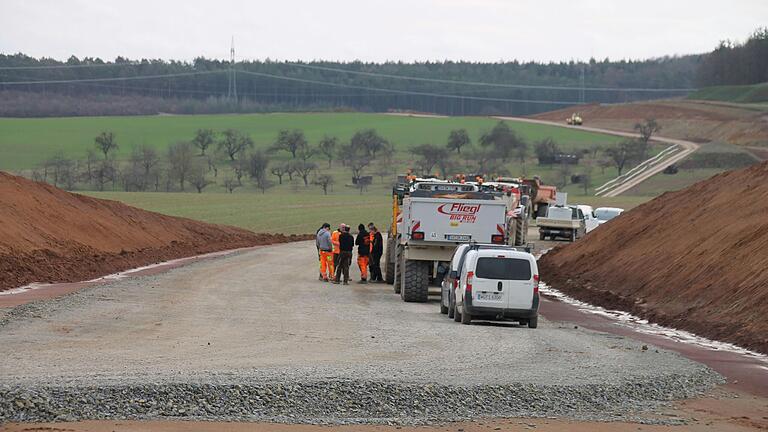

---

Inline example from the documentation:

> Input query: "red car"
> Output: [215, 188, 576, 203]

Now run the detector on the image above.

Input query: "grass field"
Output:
[86, 188, 651, 235]
[688, 83, 768, 104]
[0, 113, 624, 171]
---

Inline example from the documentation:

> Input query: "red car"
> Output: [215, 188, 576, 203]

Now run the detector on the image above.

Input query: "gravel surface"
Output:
[0, 241, 723, 424]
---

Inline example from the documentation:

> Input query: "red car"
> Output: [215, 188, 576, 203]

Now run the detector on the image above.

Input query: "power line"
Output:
[284, 62, 696, 93]
[236, 69, 580, 105]
[0, 70, 226, 85]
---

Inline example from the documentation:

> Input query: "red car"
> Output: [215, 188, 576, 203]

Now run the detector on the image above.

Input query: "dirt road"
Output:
[494, 116, 700, 196]
[0, 240, 719, 425]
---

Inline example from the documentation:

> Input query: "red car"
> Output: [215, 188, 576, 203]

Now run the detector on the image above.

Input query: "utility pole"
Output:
[228, 37, 237, 101]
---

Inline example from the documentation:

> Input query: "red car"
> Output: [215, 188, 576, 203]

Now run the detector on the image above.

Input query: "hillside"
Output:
[689, 83, 768, 103]
[538, 161, 768, 354]
[0, 172, 306, 291]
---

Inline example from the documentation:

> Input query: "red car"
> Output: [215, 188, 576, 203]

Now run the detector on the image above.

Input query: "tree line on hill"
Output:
[696, 27, 768, 87]
[0, 53, 699, 117]
[27, 119, 661, 196]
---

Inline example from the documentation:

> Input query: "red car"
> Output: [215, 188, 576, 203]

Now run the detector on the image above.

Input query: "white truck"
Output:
[386, 181, 510, 302]
[537, 205, 587, 242]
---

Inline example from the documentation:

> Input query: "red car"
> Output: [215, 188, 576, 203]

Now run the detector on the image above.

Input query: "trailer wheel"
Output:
[384, 236, 395, 284]
[401, 258, 429, 302]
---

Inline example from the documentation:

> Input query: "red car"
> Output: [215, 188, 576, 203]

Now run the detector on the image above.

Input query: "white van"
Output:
[452, 247, 540, 327]
[577, 205, 600, 233]
[440, 243, 512, 318]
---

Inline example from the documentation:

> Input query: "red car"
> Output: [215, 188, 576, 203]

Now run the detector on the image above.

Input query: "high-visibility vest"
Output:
[331, 230, 341, 254]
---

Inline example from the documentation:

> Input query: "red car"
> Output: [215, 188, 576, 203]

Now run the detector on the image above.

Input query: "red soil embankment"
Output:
[0, 172, 310, 292]
[538, 161, 768, 354]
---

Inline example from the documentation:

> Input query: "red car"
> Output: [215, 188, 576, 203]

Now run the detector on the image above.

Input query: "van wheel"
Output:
[460, 307, 472, 325]
[528, 316, 538, 329]
[401, 258, 429, 302]
[453, 301, 461, 322]
[448, 295, 455, 319]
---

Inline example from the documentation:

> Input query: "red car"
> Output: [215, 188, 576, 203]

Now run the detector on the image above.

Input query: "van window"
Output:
[475, 257, 531, 280]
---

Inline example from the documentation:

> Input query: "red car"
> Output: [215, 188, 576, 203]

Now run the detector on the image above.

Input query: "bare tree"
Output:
[634, 118, 661, 159]
[192, 128, 216, 156]
[272, 129, 308, 159]
[218, 129, 254, 161]
[248, 150, 272, 193]
[94, 131, 118, 159]
[580, 164, 594, 195]
[92, 159, 116, 191]
[222, 177, 240, 193]
[318, 135, 338, 168]
[410, 144, 448, 176]
[313, 174, 335, 195]
[83, 149, 99, 183]
[479, 121, 525, 162]
[350, 129, 389, 158]
[605, 139, 644, 176]
[167, 141, 194, 191]
[270, 164, 288, 184]
[447, 129, 471, 154]
[374, 156, 396, 183]
[232, 154, 249, 185]
[339, 143, 371, 183]
[291, 160, 317, 186]
[555, 162, 573, 189]
[189, 162, 213, 193]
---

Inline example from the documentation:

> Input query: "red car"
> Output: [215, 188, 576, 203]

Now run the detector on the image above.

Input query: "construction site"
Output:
[2, 3, 768, 432]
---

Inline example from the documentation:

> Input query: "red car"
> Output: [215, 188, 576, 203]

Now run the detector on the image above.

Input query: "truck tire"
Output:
[393, 245, 402, 294]
[528, 316, 538, 329]
[401, 258, 429, 302]
[384, 237, 395, 284]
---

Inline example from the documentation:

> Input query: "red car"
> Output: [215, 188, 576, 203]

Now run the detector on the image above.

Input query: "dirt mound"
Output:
[538, 161, 768, 354]
[532, 100, 768, 147]
[0, 172, 311, 291]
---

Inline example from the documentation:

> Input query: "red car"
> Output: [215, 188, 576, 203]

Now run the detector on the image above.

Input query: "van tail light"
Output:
[412, 231, 425, 240]
[533, 274, 540, 295]
[466, 271, 474, 296]
[491, 234, 505, 244]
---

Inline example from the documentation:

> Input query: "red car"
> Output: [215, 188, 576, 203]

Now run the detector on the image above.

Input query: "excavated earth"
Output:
[0, 172, 309, 291]
[538, 161, 768, 354]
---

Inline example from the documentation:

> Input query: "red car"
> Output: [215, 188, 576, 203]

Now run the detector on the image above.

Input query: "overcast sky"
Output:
[1, 0, 766, 63]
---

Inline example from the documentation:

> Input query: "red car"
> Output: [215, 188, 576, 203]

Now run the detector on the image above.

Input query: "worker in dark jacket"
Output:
[368, 223, 384, 282]
[355, 224, 370, 283]
[334, 224, 354, 285]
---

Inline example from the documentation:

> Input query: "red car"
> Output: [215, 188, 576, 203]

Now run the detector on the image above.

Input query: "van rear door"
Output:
[473, 252, 534, 310]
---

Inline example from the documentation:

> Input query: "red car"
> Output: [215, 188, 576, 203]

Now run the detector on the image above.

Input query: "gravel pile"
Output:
[0, 371, 721, 425]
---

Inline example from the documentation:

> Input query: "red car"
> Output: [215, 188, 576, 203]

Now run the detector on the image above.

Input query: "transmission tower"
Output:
[228, 37, 237, 100]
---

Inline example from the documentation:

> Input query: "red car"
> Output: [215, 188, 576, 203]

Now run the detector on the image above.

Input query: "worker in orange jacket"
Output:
[355, 224, 370, 283]
[331, 224, 342, 269]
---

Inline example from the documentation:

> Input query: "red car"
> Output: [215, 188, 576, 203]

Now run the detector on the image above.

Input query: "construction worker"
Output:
[355, 224, 370, 283]
[316, 223, 334, 282]
[315, 224, 326, 280]
[333, 225, 354, 285]
[368, 223, 384, 282]
[331, 224, 342, 269]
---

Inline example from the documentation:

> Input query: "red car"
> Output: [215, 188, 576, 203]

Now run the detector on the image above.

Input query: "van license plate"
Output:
[477, 292, 502, 301]
[445, 234, 471, 241]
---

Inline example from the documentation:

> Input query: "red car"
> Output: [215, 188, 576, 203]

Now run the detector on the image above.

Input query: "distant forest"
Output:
[0, 28, 764, 117]
[696, 28, 768, 87]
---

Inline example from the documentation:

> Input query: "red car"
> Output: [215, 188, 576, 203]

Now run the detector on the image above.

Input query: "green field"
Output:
[688, 83, 768, 104]
[86, 188, 650, 235]
[0, 113, 623, 171]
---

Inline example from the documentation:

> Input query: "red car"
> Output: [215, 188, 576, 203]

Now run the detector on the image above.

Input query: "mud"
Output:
[0, 172, 311, 291]
[538, 161, 768, 354]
